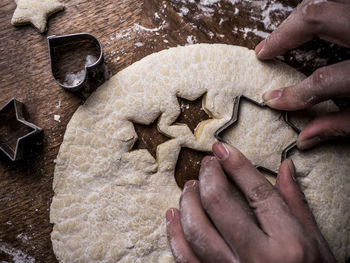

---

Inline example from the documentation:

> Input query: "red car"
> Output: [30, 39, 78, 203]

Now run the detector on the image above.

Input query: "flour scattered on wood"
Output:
[232, 27, 269, 39]
[178, 6, 189, 16]
[109, 22, 167, 44]
[289, 49, 329, 68]
[0, 242, 35, 263]
[16, 233, 32, 243]
[103, 0, 334, 71]
[180, 102, 190, 110]
[260, 2, 293, 31]
[54, 115, 61, 123]
[55, 100, 61, 109]
[134, 42, 144, 47]
[104, 18, 170, 62]
[134, 23, 163, 33]
[175, 0, 293, 39]
[186, 35, 197, 45]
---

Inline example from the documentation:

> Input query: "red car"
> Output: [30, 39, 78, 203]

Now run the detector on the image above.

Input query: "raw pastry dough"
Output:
[11, 0, 64, 33]
[50, 44, 350, 262]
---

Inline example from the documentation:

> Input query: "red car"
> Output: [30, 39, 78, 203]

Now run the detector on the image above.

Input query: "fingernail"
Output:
[201, 155, 214, 165]
[297, 137, 321, 150]
[286, 159, 296, 182]
[255, 39, 266, 57]
[183, 180, 197, 193]
[262, 88, 283, 103]
[213, 142, 229, 160]
[166, 208, 175, 224]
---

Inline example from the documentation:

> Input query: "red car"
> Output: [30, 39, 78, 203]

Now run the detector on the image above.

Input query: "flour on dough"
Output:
[50, 44, 350, 262]
[11, 0, 64, 33]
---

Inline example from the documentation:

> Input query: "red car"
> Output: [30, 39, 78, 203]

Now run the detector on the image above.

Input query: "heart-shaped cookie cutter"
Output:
[0, 98, 42, 161]
[215, 95, 301, 176]
[48, 33, 107, 93]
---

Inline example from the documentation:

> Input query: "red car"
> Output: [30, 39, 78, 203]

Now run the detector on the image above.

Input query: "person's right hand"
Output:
[166, 143, 336, 263]
[254, 0, 350, 150]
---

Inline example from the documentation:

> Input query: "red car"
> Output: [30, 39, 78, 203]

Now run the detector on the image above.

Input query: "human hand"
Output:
[166, 142, 336, 263]
[254, 0, 350, 150]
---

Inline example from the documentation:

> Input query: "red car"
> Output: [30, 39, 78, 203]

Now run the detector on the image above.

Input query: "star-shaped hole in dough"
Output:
[0, 99, 42, 161]
[11, 0, 64, 33]
[131, 95, 210, 188]
[131, 115, 169, 160]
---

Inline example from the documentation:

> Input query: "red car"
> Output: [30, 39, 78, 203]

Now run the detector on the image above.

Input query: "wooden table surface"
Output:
[1, 0, 349, 262]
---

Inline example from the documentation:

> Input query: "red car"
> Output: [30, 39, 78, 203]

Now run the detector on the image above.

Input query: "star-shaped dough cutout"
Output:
[11, 0, 64, 33]
[215, 95, 299, 178]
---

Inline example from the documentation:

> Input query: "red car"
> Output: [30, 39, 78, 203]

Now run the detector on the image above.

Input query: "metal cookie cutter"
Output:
[0, 98, 42, 161]
[48, 33, 108, 93]
[215, 95, 300, 176]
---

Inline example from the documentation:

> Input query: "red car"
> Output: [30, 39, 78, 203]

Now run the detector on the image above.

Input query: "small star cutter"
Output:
[214, 95, 300, 176]
[0, 98, 42, 161]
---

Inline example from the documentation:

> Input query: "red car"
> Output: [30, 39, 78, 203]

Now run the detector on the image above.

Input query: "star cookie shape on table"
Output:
[11, 0, 64, 33]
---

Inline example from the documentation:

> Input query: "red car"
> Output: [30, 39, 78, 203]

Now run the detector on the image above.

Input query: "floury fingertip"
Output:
[297, 136, 321, 150]
[166, 208, 175, 224]
[255, 39, 266, 57]
[213, 142, 229, 160]
[262, 88, 283, 104]
[183, 180, 198, 192]
[201, 156, 214, 165]
[285, 159, 296, 182]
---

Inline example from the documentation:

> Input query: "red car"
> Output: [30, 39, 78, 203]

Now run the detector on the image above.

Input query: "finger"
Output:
[296, 109, 350, 149]
[255, 1, 350, 59]
[275, 159, 336, 262]
[179, 179, 235, 263]
[309, 1, 350, 48]
[275, 160, 317, 231]
[166, 208, 200, 263]
[199, 156, 266, 257]
[212, 142, 299, 236]
[262, 60, 350, 110]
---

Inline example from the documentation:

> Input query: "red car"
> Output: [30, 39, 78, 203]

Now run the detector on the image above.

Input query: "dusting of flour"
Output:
[0, 242, 35, 263]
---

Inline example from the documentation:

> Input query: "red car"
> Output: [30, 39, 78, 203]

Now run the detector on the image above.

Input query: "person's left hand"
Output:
[165, 142, 335, 263]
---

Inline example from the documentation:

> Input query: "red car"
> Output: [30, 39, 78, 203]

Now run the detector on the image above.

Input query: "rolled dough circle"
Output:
[50, 44, 350, 262]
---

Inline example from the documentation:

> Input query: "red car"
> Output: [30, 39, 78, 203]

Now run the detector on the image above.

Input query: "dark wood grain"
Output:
[1, 0, 349, 262]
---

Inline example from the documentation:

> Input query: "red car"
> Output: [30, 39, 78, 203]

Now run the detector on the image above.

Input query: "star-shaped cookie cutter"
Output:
[48, 33, 107, 93]
[214, 95, 300, 176]
[0, 98, 42, 161]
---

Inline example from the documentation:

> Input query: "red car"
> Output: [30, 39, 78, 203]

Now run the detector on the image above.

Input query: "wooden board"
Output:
[0, 0, 349, 262]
